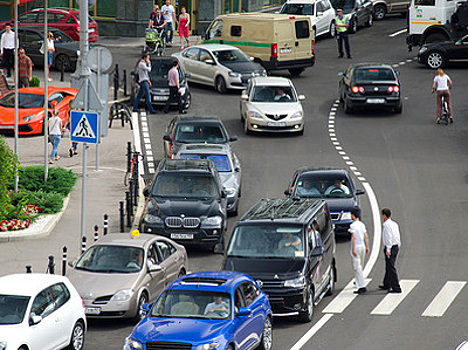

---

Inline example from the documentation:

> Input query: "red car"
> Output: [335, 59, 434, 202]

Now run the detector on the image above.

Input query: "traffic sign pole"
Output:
[81, 143, 88, 241]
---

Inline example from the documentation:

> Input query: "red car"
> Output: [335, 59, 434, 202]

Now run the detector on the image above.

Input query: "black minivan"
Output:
[219, 198, 336, 322]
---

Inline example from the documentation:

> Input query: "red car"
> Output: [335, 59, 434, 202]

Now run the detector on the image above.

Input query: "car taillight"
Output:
[387, 86, 400, 93]
[289, 16, 296, 19]
[351, 86, 365, 93]
[271, 43, 277, 58]
[311, 39, 315, 54]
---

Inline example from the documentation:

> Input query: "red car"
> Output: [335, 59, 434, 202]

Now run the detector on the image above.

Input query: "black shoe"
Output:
[149, 111, 157, 115]
[347, 56, 352, 59]
[354, 288, 367, 294]
[378, 285, 390, 290]
[338, 55, 344, 58]
[68, 148, 74, 158]
[180, 110, 187, 114]
[163, 110, 169, 114]
[388, 289, 402, 294]
[450, 117, 454, 123]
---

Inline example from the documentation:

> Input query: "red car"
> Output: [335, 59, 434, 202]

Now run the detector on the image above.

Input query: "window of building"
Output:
[230, 25, 242, 37]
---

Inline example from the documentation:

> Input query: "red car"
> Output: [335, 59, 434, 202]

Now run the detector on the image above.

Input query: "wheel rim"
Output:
[72, 323, 84, 350]
[56, 55, 70, 71]
[352, 20, 357, 32]
[330, 22, 336, 37]
[262, 318, 273, 350]
[307, 288, 314, 317]
[138, 294, 148, 319]
[185, 93, 191, 108]
[329, 267, 335, 292]
[427, 52, 442, 68]
[375, 6, 385, 19]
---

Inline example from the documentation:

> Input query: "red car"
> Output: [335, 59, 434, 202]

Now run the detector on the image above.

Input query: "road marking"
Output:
[346, 161, 354, 165]
[370, 280, 419, 315]
[358, 177, 366, 181]
[349, 166, 357, 171]
[389, 28, 407, 37]
[323, 279, 372, 314]
[422, 281, 466, 317]
[290, 314, 334, 350]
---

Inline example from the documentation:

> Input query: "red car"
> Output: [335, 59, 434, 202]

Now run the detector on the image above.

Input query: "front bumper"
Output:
[346, 95, 401, 110]
[83, 296, 137, 319]
[264, 287, 307, 315]
[246, 117, 304, 133]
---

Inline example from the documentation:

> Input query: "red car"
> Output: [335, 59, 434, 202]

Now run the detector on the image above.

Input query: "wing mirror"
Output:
[311, 246, 325, 256]
[356, 189, 365, 195]
[234, 167, 240, 173]
[143, 185, 151, 198]
[229, 135, 238, 142]
[29, 314, 42, 326]
[284, 189, 291, 196]
[185, 72, 191, 78]
[298, 95, 306, 101]
[241, 94, 249, 101]
[250, 56, 254, 61]
[338, 71, 345, 77]
[221, 190, 227, 199]
[163, 134, 172, 142]
[148, 264, 163, 273]
[237, 307, 252, 317]
[140, 302, 150, 317]
[205, 59, 215, 65]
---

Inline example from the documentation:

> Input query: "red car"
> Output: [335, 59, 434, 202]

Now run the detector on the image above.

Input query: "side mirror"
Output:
[229, 135, 238, 142]
[236, 306, 252, 317]
[298, 95, 305, 101]
[338, 71, 345, 76]
[284, 189, 291, 196]
[163, 134, 172, 142]
[68, 258, 78, 268]
[143, 185, 151, 198]
[311, 246, 324, 256]
[221, 190, 227, 199]
[140, 302, 150, 317]
[29, 314, 42, 326]
[185, 72, 191, 78]
[234, 167, 240, 173]
[205, 59, 215, 65]
[149, 264, 163, 273]
[356, 189, 365, 195]
[241, 94, 249, 101]
[213, 243, 224, 254]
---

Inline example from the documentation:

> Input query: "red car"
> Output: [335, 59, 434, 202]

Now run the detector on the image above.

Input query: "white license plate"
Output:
[89, 28, 95, 33]
[280, 48, 292, 54]
[267, 122, 286, 127]
[85, 307, 101, 315]
[367, 98, 385, 104]
[170, 233, 193, 239]
[154, 96, 168, 101]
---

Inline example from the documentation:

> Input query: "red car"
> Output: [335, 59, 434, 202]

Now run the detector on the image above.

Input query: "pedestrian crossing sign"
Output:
[70, 111, 99, 144]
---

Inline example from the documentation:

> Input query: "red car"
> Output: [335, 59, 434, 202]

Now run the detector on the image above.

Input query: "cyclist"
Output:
[432, 68, 453, 124]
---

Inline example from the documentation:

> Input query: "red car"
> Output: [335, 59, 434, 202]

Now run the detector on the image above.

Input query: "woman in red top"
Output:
[178, 7, 190, 50]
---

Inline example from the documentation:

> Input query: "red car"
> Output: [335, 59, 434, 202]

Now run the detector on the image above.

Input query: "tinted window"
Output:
[199, 49, 212, 63]
[241, 282, 259, 307]
[54, 13, 67, 22]
[0, 93, 44, 109]
[212, 49, 250, 63]
[19, 12, 37, 23]
[317, 2, 325, 13]
[323, 0, 332, 10]
[53, 31, 73, 43]
[66, 16, 77, 24]
[156, 240, 174, 261]
[152, 173, 218, 199]
[49, 93, 65, 106]
[183, 48, 200, 60]
[414, 0, 435, 5]
[21, 30, 42, 44]
[231, 25, 242, 37]
[316, 209, 332, 242]
[295, 20, 310, 39]
[31, 288, 55, 318]
[281, 4, 314, 15]
[151, 59, 182, 80]
[332, 0, 356, 11]
[75, 245, 145, 273]
[178, 153, 232, 172]
[295, 175, 352, 198]
[252, 86, 297, 103]
[0, 294, 30, 324]
[50, 283, 71, 310]
[174, 122, 228, 144]
[353, 68, 396, 81]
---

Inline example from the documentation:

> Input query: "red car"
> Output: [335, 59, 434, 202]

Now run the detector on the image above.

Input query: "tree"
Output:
[0, 136, 19, 219]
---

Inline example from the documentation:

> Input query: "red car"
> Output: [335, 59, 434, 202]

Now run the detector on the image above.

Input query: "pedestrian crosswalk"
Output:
[323, 279, 467, 318]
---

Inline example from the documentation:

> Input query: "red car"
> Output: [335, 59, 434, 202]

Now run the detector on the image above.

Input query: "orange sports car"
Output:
[0, 86, 78, 135]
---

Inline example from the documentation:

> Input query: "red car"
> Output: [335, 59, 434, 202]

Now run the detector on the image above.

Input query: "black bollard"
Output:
[60, 61, 65, 82]
[114, 63, 119, 100]
[119, 201, 125, 232]
[47, 255, 55, 274]
[81, 236, 87, 254]
[26, 265, 32, 273]
[62, 246, 67, 276]
[126, 191, 132, 227]
[123, 69, 127, 96]
[103, 214, 109, 235]
[94, 225, 99, 242]
[127, 142, 132, 174]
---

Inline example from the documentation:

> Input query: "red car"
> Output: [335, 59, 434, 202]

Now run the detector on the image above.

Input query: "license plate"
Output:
[280, 48, 292, 54]
[170, 233, 193, 239]
[89, 28, 95, 33]
[85, 307, 101, 315]
[154, 96, 168, 101]
[367, 98, 385, 104]
[267, 122, 286, 127]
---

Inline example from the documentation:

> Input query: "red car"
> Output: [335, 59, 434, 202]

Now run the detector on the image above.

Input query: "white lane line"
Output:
[399, 61, 406, 65]
[392, 64, 399, 68]
[389, 28, 407, 37]
[422, 281, 467, 317]
[358, 177, 366, 181]
[338, 151, 346, 155]
[323, 279, 372, 314]
[146, 150, 153, 155]
[333, 142, 340, 146]
[148, 168, 155, 174]
[335, 146, 343, 150]
[143, 132, 150, 138]
[354, 171, 362, 176]
[346, 161, 354, 165]
[331, 137, 338, 141]
[362, 182, 381, 277]
[146, 156, 154, 162]
[329, 116, 335, 119]
[329, 129, 335, 132]
[406, 59, 413, 63]
[370, 280, 420, 315]
[330, 133, 336, 137]
[349, 166, 357, 171]
[290, 314, 334, 350]
[342, 156, 349, 160]
[145, 143, 152, 150]
[144, 137, 151, 144]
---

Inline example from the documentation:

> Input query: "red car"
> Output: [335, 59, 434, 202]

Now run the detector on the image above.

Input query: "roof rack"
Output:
[180, 277, 227, 286]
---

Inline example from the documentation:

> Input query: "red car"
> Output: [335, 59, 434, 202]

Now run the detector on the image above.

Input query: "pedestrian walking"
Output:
[1, 24, 15, 77]
[148, 4, 159, 28]
[48, 109, 63, 164]
[132, 53, 156, 114]
[161, 0, 176, 46]
[46, 32, 55, 82]
[335, 9, 352, 59]
[164, 60, 186, 114]
[18, 48, 33, 88]
[178, 6, 190, 50]
[379, 208, 402, 293]
[349, 208, 369, 294]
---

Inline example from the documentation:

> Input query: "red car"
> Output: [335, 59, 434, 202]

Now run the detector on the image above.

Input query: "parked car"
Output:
[371, 0, 410, 20]
[285, 167, 365, 234]
[67, 232, 187, 321]
[140, 158, 228, 250]
[418, 34, 468, 69]
[173, 44, 266, 93]
[331, 0, 374, 33]
[0, 273, 86, 350]
[219, 198, 337, 322]
[175, 143, 242, 215]
[163, 115, 238, 158]
[240, 76, 305, 134]
[338, 63, 402, 113]
[131, 56, 191, 111]
[0, 27, 80, 72]
[280, 0, 337, 38]
[0, 86, 77, 135]
[124, 271, 273, 350]
[0, 7, 99, 42]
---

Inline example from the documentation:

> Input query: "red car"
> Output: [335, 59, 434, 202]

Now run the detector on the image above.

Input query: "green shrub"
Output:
[10, 190, 64, 214]
[0, 136, 19, 220]
[29, 77, 40, 87]
[10, 166, 77, 196]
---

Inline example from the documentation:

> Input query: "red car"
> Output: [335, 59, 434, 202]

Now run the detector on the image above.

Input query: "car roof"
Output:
[169, 271, 251, 293]
[0, 274, 70, 296]
[161, 158, 215, 172]
[88, 232, 160, 248]
[296, 166, 349, 177]
[285, 0, 320, 4]
[190, 44, 240, 51]
[350, 63, 395, 70]
[251, 76, 293, 86]
[175, 115, 224, 124]
[177, 143, 231, 155]
[30, 7, 78, 14]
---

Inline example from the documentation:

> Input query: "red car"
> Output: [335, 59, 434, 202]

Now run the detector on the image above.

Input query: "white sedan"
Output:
[240, 76, 305, 134]
[0, 273, 86, 350]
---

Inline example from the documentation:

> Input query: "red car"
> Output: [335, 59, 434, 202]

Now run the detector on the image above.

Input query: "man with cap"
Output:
[335, 9, 352, 59]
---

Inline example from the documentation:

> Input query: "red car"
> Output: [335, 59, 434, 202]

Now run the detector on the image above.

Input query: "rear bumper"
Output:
[261, 56, 315, 71]
[346, 96, 401, 109]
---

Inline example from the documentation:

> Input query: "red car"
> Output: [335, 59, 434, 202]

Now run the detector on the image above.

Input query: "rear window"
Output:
[281, 4, 314, 15]
[295, 20, 310, 39]
[353, 68, 395, 81]
[179, 154, 232, 172]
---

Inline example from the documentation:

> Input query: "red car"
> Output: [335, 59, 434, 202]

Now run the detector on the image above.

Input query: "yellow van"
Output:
[204, 13, 315, 76]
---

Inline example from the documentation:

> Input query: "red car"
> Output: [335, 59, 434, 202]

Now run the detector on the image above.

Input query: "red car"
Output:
[0, 86, 78, 135]
[0, 8, 99, 42]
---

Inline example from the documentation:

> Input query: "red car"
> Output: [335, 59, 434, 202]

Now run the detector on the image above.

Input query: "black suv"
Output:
[141, 158, 227, 249]
[131, 56, 191, 111]
[220, 198, 336, 322]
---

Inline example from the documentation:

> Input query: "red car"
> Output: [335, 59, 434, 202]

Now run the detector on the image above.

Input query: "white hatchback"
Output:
[240, 77, 305, 135]
[0, 274, 86, 350]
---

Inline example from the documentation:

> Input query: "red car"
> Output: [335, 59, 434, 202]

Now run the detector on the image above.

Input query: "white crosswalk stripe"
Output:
[422, 281, 466, 317]
[322, 279, 372, 314]
[370, 279, 419, 315]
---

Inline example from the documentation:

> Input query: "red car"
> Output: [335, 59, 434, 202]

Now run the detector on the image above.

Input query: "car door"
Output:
[146, 243, 167, 301]
[180, 48, 200, 82]
[163, 118, 176, 157]
[232, 285, 255, 350]
[316, 1, 328, 36]
[316, 209, 334, 294]
[20, 29, 43, 65]
[240, 282, 265, 346]
[49, 283, 74, 348]
[355, 0, 366, 25]
[341, 66, 353, 99]
[323, 0, 336, 33]
[240, 79, 252, 119]
[293, 19, 312, 62]
[450, 35, 468, 60]
[28, 287, 59, 350]
[155, 239, 180, 283]
[198, 48, 218, 86]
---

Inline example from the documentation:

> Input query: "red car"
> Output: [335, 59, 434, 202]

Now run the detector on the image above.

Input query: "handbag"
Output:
[39, 42, 45, 55]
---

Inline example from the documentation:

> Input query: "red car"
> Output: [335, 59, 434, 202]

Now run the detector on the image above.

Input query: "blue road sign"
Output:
[70, 111, 99, 144]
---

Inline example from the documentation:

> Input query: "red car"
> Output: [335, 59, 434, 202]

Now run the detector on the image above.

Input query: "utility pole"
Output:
[43, 0, 49, 182]
[13, 0, 18, 192]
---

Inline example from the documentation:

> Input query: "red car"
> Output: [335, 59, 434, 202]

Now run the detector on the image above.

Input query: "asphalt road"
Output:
[85, 16, 467, 350]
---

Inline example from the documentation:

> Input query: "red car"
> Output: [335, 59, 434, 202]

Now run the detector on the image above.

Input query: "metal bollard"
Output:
[62, 246, 68, 276]
[26, 265, 32, 273]
[123, 69, 127, 96]
[129, 179, 134, 208]
[47, 255, 55, 274]
[60, 62, 65, 82]
[126, 191, 132, 227]
[94, 225, 99, 242]
[119, 201, 125, 232]
[114, 63, 120, 100]
[81, 236, 87, 254]
[127, 142, 132, 174]
[103, 214, 109, 235]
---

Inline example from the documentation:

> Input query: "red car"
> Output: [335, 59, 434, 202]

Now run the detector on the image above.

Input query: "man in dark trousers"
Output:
[1, 24, 16, 77]
[335, 9, 352, 59]
[379, 208, 402, 293]
[132, 53, 156, 114]
[164, 60, 186, 114]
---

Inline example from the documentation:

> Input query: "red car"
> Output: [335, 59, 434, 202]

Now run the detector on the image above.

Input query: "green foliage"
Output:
[0, 137, 19, 219]
[29, 77, 40, 87]
[10, 190, 64, 214]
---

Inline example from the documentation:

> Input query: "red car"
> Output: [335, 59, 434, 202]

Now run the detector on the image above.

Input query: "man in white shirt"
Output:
[1, 24, 16, 77]
[349, 208, 369, 294]
[161, 0, 176, 46]
[379, 208, 402, 293]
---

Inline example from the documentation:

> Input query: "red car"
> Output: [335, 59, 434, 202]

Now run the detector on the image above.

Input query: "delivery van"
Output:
[204, 13, 315, 76]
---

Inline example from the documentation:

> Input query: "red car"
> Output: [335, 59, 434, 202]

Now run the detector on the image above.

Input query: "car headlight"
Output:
[202, 216, 222, 227]
[341, 211, 352, 220]
[179, 87, 186, 95]
[419, 46, 428, 54]
[196, 342, 220, 350]
[124, 337, 142, 350]
[290, 111, 303, 119]
[284, 276, 305, 288]
[248, 110, 263, 120]
[226, 188, 237, 197]
[22, 114, 35, 122]
[110, 289, 134, 302]
[145, 213, 163, 224]
[228, 71, 241, 78]
[77, 50, 81, 56]
[0, 341, 7, 350]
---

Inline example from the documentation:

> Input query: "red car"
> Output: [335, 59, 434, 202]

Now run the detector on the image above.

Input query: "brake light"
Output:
[351, 86, 365, 93]
[387, 86, 400, 93]
[368, 69, 379, 72]
[311, 39, 315, 54]
[289, 16, 296, 19]
[271, 43, 277, 58]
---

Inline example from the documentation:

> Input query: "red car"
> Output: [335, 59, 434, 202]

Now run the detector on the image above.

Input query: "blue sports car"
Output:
[124, 271, 273, 350]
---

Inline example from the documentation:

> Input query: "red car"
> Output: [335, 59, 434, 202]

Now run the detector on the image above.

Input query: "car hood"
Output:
[221, 61, 264, 74]
[132, 316, 230, 342]
[67, 268, 140, 299]
[0, 324, 23, 346]
[0, 107, 43, 124]
[324, 197, 358, 212]
[224, 257, 305, 279]
[248, 102, 301, 116]
[150, 197, 221, 217]
[219, 172, 239, 190]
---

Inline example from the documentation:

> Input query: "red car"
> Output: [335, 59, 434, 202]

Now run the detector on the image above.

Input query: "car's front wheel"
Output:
[66, 321, 85, 350]
[215, 76, 227, 94]
[258, 317, 273, 350]
[426, 50, 446, 69]
[133, 292, 148, 322]
[349, 18, 358, 34]
[298, 286, 314, 322]
[373, 4, 386, 20]
[329, 21, 336, 38]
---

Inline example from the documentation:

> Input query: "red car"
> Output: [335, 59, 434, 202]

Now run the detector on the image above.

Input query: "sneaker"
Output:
[436, 118, 440, 124]
[450, 117, 454, 123]
[69, 148, 74, 158]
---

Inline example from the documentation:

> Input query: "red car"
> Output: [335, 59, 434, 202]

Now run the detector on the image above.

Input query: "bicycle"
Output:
[124, 151, 144, 187]
[433, 90, 450, 125]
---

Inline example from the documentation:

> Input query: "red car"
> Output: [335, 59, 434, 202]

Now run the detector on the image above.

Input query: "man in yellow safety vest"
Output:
[335, 9, 352, 59]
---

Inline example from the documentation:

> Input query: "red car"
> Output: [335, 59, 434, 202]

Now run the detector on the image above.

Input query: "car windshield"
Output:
[75, 245, 145, 273]
[227, 225, 305, 258]
[152, 173, 219, 199]
[0, 93, 44, 108]
[151, 291, 231, 320]
[151, 60, 183, 80]
[251, 86, 297, 103]
[0, 294, 30, 325]
[353, 68, 395, 82]
[281, 4, 314, 15]
[212, 49, 250, 63]
[294, 176, 352, 198]
[178, 153, 232, 172]
[174, 123, 228, 144]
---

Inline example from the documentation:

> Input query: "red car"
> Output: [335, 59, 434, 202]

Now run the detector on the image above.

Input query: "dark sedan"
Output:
[331, 0, 374, 33]
[0, 27, 79, 72]
[338, 63, 402, 113]
[418, 35, 468, 69]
